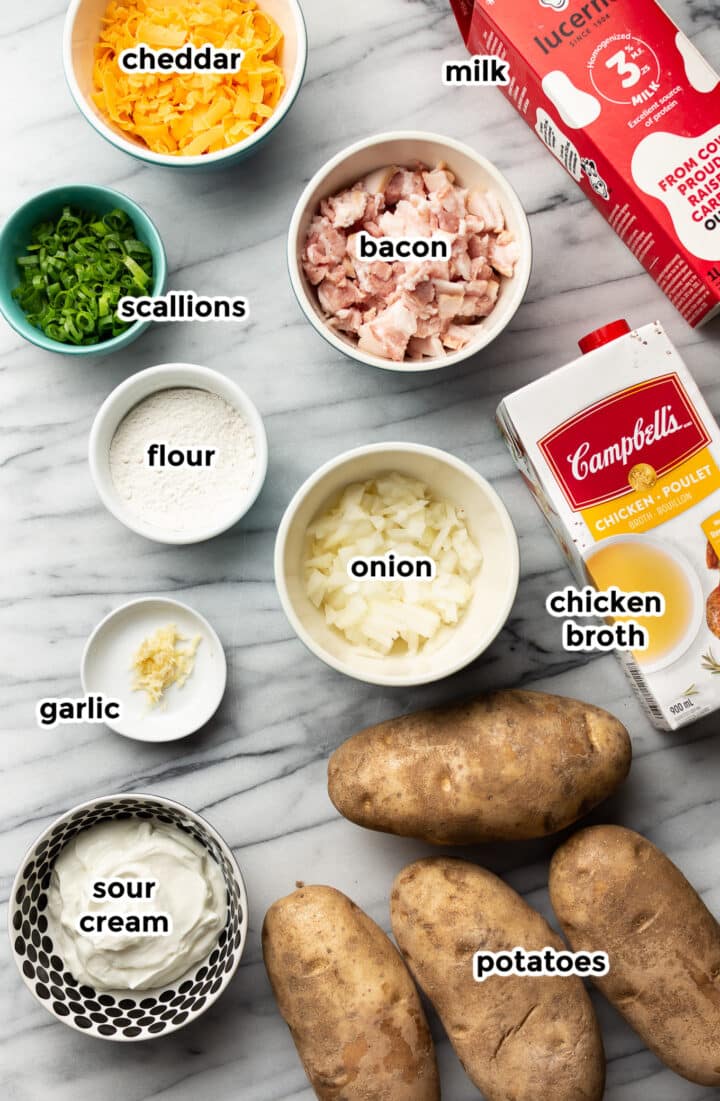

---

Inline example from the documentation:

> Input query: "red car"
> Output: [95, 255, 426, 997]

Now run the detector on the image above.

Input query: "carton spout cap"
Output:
[578, 320, 631, 354]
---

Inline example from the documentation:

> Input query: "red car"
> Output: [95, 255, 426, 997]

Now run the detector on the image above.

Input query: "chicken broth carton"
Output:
[497, 321, 720, 730]
[449, 0, 720, 326]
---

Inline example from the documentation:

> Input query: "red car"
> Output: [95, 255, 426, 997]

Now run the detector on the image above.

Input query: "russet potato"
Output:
[263, 885, 440, 1100]
[391, 858, 605, 1101]
[328, 690, 631, 844]
[550, 825, 720, 1086]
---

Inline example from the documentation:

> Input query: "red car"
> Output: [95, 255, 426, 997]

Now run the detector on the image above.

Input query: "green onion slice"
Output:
[12, 205, 155, 346]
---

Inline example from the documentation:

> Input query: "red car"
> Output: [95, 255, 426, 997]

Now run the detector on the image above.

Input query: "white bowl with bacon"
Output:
[288, 132, 532, 372]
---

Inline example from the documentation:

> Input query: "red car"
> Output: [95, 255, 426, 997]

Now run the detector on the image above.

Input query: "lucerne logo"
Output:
[539, 0, 570, 9]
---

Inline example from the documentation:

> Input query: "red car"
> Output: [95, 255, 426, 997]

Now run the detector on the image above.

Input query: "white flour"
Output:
[109, 387, 256, 536]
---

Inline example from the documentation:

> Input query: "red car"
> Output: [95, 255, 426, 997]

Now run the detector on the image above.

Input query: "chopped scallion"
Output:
[12, 205, 155, 346]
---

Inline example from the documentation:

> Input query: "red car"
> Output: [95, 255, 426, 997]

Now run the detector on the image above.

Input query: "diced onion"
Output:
[303, 473, 482, 656]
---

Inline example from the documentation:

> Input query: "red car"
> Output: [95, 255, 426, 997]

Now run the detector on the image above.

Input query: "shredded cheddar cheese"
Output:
[92, 0, 285, 156]
[131, 624, 202, 706]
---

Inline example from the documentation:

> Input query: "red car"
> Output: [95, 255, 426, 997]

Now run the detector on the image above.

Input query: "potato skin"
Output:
[262, 885, 440, 1101]
[391, 858, 605, 1101]
[328, 690, 631, 844]
[550, 825, 720, 1086]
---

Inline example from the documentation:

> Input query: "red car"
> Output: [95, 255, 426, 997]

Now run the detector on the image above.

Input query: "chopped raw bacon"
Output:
[423, 167, 455, 193]
[468, 190, 505, 232]
[301, 160, 520, 362]
[321, 188, 368, 229]
[489, 233, 522, 279]
[385, 169, 427, 205]
[415, 315, 443, 339]
[438, 292, 462, 321]
[442, 324, 474, 351]
[358, 300, 418, 362]
[318, 279, 361, 314]
[330, 308, 364, 335]
[378, 198, 434, 239]
[408, 334, 446, 359]
[305, 217, 347, 268]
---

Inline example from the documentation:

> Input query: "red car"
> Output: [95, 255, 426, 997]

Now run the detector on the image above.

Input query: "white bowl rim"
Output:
[274, 442, 520, 686]
[8, 791, 249, 1042]
[80, 596, 228, 742]
[88, 362, 269, 545]
[288, 130, 533, 373]
[62, 0, 308, 168]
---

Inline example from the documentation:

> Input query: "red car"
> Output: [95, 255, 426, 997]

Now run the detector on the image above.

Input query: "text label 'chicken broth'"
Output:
[546, 584, 670, 655]
[302, 163, 520, 362]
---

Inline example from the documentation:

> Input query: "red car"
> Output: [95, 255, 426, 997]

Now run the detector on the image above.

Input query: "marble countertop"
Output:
[3, 1, 720, 1098]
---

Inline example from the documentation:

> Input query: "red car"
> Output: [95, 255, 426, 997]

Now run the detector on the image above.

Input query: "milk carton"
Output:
[449, 0, 720, 325]
[497, 321, 720, 729]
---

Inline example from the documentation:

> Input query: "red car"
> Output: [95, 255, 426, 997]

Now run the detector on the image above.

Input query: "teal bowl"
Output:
[0, 185, 168, 357]
[63, 0, 307, 171]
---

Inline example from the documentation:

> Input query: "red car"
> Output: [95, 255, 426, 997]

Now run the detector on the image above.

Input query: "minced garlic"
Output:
[131, 624, 201, 706]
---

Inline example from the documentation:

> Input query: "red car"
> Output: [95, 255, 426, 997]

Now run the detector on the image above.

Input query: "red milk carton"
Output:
[449, 0, 720, 325]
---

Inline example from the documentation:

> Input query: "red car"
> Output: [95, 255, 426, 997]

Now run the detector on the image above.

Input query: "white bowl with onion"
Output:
[288, 131, 532, 372]
[274, 443, 520, 686]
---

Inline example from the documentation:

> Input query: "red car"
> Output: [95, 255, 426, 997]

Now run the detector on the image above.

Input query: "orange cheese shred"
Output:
[92, 0, 286, 157]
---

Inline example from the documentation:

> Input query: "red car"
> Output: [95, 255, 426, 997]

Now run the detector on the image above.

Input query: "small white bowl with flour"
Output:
[89, 364, 268, 544]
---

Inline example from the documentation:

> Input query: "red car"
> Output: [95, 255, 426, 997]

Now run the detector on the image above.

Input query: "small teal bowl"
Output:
[63, 0, 307, 171]
[0, 185, 168, 357]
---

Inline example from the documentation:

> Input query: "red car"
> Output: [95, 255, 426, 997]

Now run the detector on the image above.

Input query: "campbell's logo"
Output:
[539, 375, 710, 510]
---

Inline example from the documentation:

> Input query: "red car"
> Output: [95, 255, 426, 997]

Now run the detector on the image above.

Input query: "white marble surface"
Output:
[3, 1, 720, 1098]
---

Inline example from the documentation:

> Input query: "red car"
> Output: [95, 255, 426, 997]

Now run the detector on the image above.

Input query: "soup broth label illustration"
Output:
[449, 0, 720, 326]
[498, 322, 720, 731]
[584, 544, 697, 665]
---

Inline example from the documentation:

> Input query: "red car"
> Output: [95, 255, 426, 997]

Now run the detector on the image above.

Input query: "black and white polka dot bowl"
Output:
[8, 793, 248, 1042]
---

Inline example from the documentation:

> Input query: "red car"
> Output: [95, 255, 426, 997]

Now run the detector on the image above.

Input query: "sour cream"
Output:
[48, 818, 227, 992]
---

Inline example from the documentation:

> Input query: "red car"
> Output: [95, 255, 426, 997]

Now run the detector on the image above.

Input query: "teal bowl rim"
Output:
[0, 184, 168, 357]
[62, 0, 308, 171]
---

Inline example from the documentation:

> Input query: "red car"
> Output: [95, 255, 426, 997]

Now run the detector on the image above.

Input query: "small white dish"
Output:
[81, 597, 227, 742]
[89, 363, 268, 545]
[274, 442, 520, 686]
[288, 131, 533, 373]
[63, 0, 308, 170]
